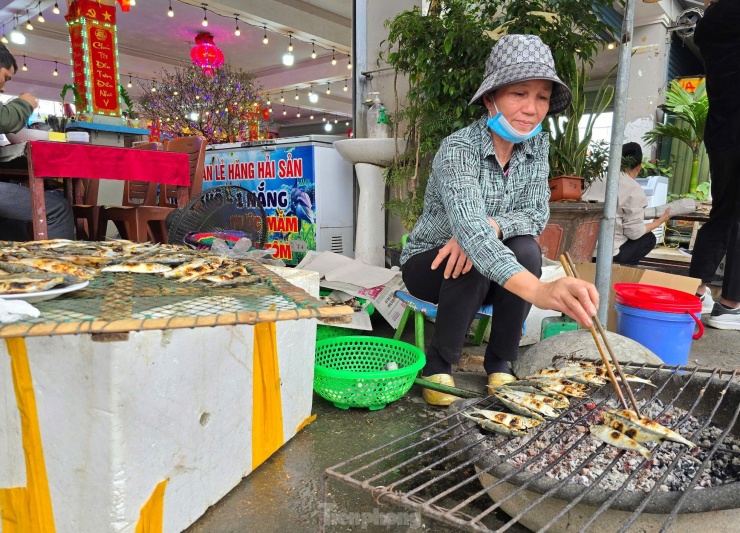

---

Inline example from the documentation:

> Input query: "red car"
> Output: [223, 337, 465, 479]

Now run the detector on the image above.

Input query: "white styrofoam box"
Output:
[0, 268, 320, 533]
[637, 176, 669, 241]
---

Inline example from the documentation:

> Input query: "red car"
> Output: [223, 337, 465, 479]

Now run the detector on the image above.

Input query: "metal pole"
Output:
[595, 0, 637, 324]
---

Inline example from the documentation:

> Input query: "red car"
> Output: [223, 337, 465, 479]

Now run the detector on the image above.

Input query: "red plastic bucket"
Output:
[614, 283, 703, 366]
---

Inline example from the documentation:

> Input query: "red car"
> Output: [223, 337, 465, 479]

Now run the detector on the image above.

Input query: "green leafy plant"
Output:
[61, 83, 83, 109]
[638, 157, 673, 179]
[118, 85, 137, 120]
[643, 81, 708, 192]
[669, 181, 710, 202]
[582, 140, 610, 185]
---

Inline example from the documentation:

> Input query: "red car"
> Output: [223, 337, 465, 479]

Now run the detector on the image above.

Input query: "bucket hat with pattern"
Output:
[469, 34, 571, 115]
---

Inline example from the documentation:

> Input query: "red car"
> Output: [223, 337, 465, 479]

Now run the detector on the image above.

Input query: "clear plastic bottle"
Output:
[366, 92, 390, 138]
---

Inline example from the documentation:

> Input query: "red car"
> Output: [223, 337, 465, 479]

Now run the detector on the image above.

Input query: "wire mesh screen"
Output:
[0, 259, 351, 338]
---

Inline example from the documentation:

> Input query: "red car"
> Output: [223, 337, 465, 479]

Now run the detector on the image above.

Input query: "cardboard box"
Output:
[576, 263, 701, 332]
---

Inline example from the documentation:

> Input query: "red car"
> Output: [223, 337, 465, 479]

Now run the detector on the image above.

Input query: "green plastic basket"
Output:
[316, 324, 363, 341]
[314, 336, 426, 410]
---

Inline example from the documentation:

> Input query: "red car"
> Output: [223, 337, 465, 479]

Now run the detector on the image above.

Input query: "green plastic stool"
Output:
[540, 314, 578, 340]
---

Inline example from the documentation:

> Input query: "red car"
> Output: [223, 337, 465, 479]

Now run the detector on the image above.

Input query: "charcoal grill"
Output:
[322, 362, 740, 532]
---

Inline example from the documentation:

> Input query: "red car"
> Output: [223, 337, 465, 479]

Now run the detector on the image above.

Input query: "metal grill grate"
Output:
[0, 259, 351, 338]
[323, 362, 740, 532]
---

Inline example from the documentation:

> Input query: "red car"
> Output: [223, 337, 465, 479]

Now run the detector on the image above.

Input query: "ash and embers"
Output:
[491, 400, 740, 493]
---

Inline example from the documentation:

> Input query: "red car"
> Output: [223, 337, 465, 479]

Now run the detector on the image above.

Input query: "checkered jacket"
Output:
[400, 116, 550, 287]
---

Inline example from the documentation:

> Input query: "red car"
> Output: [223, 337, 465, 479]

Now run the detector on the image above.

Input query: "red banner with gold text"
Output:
[68, 0, 117, 25]
[87, 23, 120, 115]
[68, 23, 89, 110]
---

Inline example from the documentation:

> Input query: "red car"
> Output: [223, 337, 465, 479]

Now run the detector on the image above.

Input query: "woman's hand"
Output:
[431, 237, 474, 279]
[504, 271, 599, 327]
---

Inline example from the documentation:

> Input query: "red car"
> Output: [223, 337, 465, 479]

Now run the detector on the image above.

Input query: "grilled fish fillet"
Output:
[9, 258, 95, 279]
[602, 409, 695, 448]
[101, 262, 173, 274]
[0, 275, 65, 294]
[467, 409, 541, 429]
[589, 424, 651, 459]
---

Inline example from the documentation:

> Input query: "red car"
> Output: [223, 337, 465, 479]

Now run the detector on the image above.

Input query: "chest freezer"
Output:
[204, 135, 354, 265]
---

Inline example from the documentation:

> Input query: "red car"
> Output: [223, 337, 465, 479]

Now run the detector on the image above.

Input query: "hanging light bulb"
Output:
[334, 118, 338, 124]
[37, 2, 45, 23]
[25, 11, 33, 31]
[173, 90, 178, 95]
[344, 79, 348, 92]
[10, 22, 26, 45]
[1, 25, 7, 45]
[288, 34, 293, 52]
[296, 107, 301, 118]
[347, 55, 352, 70]
[324, 121, 333, 132]
[309, 86, 318, 103]
[269, 107, 273, 114]
[311, 42, 316, 59]
[345, 121, 349, 126]
[294, 88, 299, 101]
[127, 75, 132, 88]
[234, 17, 240, 36]
[326, 82, 331, 95]
[266, 96, 271, 106]
[130, 0, 136, 5]
[53, 3, 60, 15]
[202, 8, 208, 27]
[21, 55, 27, 71]
[52, 61, 58, 76]
[310, 114, 314, 120]
[282, 106, 287, 116]
[262, 27, 269, 45]
[168, 0, 174, 17]
[151, 86, 156, 92]
[282, 51, 294, 66]
[322, 115, 326, 122]
[280, 91, 285, 103]
[331, 49, 336, 65]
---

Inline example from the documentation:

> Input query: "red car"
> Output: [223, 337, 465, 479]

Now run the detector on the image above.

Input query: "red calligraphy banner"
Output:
[66, 0, 117, 25]
[87, 23, 121, 115]
[68, 23, 89, 110]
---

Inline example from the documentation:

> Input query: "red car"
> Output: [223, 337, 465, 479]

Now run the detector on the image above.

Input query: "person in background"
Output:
[584, 142, 674, 265]
[0, 43, 74, 241]
[689, 0, 740, 329]
[400, 35, 599, 406]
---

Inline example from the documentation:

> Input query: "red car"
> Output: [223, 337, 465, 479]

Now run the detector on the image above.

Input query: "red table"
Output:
[24, 141, 190, 240]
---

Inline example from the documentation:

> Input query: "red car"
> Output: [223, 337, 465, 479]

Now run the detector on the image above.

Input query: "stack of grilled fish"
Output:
[463, 360, 657, 440]
[0, 239, 264, 295]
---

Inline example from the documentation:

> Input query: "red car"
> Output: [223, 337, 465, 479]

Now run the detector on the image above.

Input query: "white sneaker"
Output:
[708, 303, 740, 330]
[699, 291, 715, 315]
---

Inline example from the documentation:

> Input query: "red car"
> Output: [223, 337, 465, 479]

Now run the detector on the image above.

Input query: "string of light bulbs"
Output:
[167, 0, 351, 58]
[264, 79, 350, 107]
[0, 1, 62, 45]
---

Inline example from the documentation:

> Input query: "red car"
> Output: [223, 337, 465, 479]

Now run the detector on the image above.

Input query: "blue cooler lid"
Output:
[614, 283, 701, 314]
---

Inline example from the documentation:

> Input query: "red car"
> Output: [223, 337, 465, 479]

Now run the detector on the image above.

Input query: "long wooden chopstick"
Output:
[559, 253, 641, 415]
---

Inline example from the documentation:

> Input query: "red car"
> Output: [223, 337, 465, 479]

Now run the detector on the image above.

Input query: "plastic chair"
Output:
[392, 291, 492, 352]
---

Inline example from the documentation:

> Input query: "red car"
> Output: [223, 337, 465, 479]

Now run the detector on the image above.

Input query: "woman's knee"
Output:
[505, 236, 542, 277]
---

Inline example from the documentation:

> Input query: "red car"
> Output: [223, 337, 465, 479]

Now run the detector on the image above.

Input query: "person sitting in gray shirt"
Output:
[0, 43, 74, 241]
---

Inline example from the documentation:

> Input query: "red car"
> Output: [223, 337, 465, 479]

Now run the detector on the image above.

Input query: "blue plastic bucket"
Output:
[615, 302, 703, 366]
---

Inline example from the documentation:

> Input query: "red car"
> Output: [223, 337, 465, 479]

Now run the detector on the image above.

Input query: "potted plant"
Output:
[119, 85, 139, 127]
[643, 80, 708, 193]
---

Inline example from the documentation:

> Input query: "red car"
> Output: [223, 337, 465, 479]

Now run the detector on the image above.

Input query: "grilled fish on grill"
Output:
[522, 378, 589, 398]
[163, 257, 224, 281]
[101, 262, 173, 274]
[602, 409, 696, 448]
[467, 409, 541, 430]
[589, 424, 651, 459]
[461, 412, 527, 438]
[493, 395, 546, 421]
[495, 391, 559, 418]
[497, 386, 569, 409]
[4, 258, 95, 279]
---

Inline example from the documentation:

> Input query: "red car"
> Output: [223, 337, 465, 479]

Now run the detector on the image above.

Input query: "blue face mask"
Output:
[487, 102, 542, 144]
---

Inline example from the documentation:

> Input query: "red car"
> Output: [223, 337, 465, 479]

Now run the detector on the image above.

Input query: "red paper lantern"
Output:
[190, 32, 225, 77]
[261, 107, 270, 121]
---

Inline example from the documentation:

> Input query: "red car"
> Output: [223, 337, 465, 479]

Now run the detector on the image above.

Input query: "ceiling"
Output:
[0, 0, 353, 129]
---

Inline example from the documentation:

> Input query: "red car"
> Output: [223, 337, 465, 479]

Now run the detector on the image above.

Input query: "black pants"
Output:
[689, 147, 740, 301]
[401, 235, 542, 375]
[613, 232, 656, 265]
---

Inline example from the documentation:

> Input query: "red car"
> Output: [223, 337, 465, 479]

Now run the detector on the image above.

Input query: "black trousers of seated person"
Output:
[613, 231, 656, 266]
[401, 235, 542, 376]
